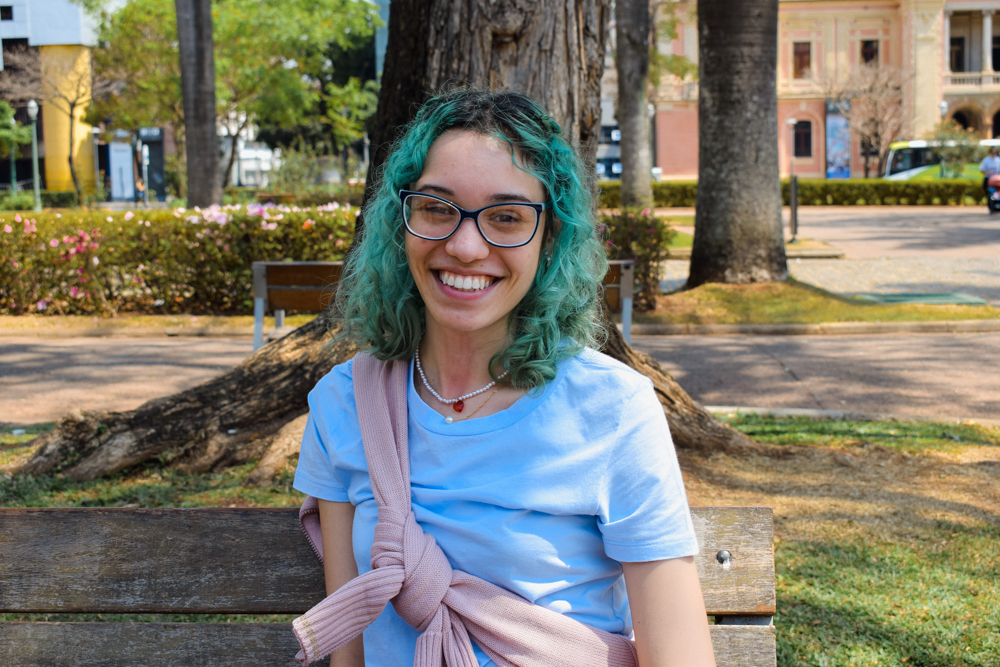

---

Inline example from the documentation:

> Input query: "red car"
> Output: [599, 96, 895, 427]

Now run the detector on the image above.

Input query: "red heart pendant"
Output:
[453, 400, 465, 412]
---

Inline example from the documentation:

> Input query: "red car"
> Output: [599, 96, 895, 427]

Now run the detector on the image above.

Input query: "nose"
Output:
[445, 216, 490, 263]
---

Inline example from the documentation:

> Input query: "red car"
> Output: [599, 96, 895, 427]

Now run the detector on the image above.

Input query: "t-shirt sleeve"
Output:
[597, 380, 699, 562]
[293, 377, 352, 503]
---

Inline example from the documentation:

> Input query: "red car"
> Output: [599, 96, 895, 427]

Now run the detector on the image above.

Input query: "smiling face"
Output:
[405, 130, 547, 341]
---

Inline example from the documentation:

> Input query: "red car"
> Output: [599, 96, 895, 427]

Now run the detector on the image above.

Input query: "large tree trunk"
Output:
[175, 0, 221, 207]
[615, 0, 653, 209]
[11, 0, 757, 482]
[688, 0, 787, 286]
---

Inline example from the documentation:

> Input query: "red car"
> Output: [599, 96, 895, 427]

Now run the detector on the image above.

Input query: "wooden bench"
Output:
[252, 261, 343, 351]
[252, 259, 637, 350]
[0, 506, 775, 666]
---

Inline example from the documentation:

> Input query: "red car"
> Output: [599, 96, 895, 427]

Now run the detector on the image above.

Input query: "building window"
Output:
[861, 40, 879, 64]
[951, 37, 966, 72]
[993, 36, 1000, 72]
[0, 6, 12, 20]
[793, 42, 811, 79]
[794, 121, 812, 158]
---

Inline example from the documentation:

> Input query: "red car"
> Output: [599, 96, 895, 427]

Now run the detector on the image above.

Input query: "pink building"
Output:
[647, 1, 986, 180]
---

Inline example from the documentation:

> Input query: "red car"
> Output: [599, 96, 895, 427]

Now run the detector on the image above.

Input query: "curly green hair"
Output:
[335, 88, 607, 389]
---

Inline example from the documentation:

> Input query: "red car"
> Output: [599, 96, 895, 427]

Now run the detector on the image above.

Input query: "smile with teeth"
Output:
[437, 270, 496, 292]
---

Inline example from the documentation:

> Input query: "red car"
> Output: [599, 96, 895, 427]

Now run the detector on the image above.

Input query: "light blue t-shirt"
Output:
[293, 347, 699, 666]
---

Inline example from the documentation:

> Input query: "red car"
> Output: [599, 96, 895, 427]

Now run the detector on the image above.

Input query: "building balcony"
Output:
[944, 72, 1000, 90]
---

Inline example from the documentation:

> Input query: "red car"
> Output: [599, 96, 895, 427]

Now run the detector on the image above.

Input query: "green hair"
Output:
[335, 88, 607, 389]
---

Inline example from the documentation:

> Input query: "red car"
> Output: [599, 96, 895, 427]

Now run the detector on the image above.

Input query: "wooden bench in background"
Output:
[252, 259, 637, 350]
[0, 506, 775, 666]
[253, 261, 343, 351]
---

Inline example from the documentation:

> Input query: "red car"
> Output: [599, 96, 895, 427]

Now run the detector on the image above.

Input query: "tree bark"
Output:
[175, 0, 221, 207]
[10, 318, 355, 480]
[615, 0, 653, 209]
[11, 0, 757, 482]
[688, 0, 787, 286]
[66, 101, 82, 201]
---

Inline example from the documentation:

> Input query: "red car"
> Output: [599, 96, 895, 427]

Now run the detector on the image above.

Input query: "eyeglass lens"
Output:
[403, 194, 537, 246]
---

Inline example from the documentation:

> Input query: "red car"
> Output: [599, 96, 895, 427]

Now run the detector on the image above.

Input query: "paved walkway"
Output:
[2, 332, 997, 427]
[661, 206, 1000, 304]
[633, 332, 1000, 422]
[0, 337, 250, 426]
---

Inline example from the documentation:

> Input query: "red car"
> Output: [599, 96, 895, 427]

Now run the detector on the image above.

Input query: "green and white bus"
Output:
[883, 138, 1000, 180]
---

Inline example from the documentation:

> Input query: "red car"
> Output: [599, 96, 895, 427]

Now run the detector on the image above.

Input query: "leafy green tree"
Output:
[923, 121, 985, 178]
[0, 101, 33, 191]
[88, 0, 379, 189]
[648, 1, 698, 90]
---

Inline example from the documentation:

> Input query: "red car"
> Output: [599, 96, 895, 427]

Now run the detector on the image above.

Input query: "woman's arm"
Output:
[622, 557, 717, 667]
[317, 499, 365, 667]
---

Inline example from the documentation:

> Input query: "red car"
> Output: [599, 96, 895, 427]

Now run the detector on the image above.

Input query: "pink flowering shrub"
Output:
[598, 208, 676, 312]
[0, 203, 356, 315]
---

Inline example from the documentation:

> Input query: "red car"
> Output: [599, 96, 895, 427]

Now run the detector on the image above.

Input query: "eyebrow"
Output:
[416, 184, 535, 204]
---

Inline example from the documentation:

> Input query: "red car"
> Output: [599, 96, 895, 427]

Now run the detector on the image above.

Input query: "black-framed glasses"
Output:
[399, 190, 549, 248]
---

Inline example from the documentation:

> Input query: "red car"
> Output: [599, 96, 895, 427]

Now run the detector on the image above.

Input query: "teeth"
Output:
[439, 271, 494, 291]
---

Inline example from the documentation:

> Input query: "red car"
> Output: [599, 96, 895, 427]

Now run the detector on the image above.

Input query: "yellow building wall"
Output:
[39, 45, 95, 195]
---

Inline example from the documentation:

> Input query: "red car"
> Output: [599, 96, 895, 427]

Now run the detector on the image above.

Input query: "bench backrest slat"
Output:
[0, 622, 775, 667]
[0, 506, 772, 616]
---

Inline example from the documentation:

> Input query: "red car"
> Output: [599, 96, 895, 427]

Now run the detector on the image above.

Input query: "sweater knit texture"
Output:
[291, 352, 638, 666]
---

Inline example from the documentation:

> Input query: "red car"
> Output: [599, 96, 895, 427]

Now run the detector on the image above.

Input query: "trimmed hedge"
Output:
[597, 178, 987, 208]
[1, 202, 356, 316]
[41, 190, 80, 208]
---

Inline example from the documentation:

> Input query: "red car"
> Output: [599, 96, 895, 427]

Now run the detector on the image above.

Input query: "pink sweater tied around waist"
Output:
[292, 352, 639, 667]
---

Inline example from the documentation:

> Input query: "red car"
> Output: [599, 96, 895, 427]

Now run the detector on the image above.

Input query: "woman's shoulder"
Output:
[308, 357, 359, 420]
[565, 346, 651, 388]
[554, 347, 653, 409]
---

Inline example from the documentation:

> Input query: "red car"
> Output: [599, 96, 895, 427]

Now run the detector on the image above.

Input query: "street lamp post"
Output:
[27, 99, 40, 212]
[141, 144, 150, 205]
[9, 117, 17, 194]
[92, 127, 101, 195]
[786, 117, 799, 243]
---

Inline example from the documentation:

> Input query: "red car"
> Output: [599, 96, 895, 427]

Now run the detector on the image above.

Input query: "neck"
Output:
[418, 320, 508, 398]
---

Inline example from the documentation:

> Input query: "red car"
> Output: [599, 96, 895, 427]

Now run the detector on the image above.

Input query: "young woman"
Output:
[292, 89, 716, 667]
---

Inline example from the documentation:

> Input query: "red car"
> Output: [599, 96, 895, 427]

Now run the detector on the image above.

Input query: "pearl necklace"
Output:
[414, 347, 509, 415]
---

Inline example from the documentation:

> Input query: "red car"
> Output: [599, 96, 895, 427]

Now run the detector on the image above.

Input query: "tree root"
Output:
[10, 316, 756, 483]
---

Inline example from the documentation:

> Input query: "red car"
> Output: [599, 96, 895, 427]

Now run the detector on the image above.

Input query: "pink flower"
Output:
[77, 268, 84, 275]
[36, 300, 47, 311]
[335, 238, 344, 247]
[49, 239, 59, 247]
[641, 208, 651, 216]
[14, 214, 22, 222]
[124, 211, 134, 221]
[3, 224, 11, 233]
[70, 287, 79, 297]
[106, 216, 113, 222]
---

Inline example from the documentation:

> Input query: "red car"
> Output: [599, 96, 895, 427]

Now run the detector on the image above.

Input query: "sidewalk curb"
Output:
[706, 405, 1000, 428]
[629, 319, 1000, 336]
[4, 318, 1000, 338]
[0, 326, 258, 338]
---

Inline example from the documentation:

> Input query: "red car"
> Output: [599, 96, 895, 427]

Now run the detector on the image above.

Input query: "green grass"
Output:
[636, 279, 1000, 324]
[720, 413, 1000, 455]
[775, 528, 999, 666]
[668, 229, 694, 248]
